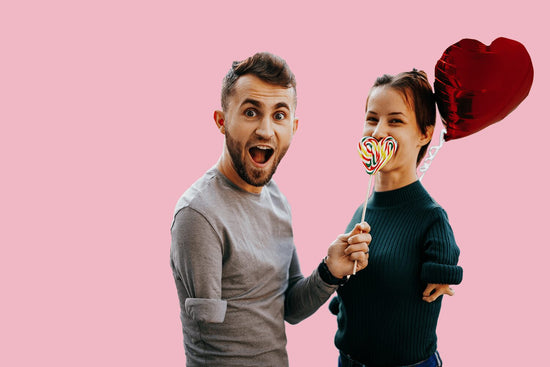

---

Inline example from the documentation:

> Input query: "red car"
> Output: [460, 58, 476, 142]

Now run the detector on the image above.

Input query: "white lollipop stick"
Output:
[352, 174, 374, 275]
[351, 136, 397, 277]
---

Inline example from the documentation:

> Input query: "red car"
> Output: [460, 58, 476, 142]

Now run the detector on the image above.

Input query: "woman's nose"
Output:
[372, 124, 387, 140]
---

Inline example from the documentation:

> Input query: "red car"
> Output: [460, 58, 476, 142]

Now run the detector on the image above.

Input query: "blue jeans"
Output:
[338, 351, 442, 367]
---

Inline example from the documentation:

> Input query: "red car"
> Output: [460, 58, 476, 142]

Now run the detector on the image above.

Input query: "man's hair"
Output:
[368, 69, 436, 165]
[221, 52, 297, 110]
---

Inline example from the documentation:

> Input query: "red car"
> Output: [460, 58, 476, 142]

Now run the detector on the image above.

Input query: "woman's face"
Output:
[363, 86, 431, 175]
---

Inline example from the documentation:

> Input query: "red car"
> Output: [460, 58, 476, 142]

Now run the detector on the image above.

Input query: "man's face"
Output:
[218, 74, 298, 192]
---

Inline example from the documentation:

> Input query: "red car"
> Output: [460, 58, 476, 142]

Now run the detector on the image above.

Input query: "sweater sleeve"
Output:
[420, 208, 463, 285]
[170, 207, 227, 323]
[283, 248, 338, 325]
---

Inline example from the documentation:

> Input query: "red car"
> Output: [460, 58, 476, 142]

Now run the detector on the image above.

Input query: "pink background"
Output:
[2, 1, 548, 365]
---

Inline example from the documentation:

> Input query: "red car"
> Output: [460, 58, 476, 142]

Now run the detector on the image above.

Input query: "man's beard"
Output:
[225, 130, 289, 187]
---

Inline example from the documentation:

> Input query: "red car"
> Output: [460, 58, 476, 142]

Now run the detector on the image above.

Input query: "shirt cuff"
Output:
[317, 258, 348, 285]
[184, 298, 227, 323]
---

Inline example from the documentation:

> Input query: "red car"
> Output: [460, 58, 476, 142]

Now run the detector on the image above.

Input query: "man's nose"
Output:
[255, 116, 275, 139]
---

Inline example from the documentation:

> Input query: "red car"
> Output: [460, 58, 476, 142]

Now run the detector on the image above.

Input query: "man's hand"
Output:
[422, 284, 455, 303]
[325, 222, 371, 279]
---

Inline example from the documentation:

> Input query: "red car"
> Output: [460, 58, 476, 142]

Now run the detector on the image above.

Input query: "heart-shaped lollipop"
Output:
[358, 136, 398, 175]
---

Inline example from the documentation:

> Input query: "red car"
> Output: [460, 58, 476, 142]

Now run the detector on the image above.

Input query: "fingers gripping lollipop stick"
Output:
[352, 136, 398, 275]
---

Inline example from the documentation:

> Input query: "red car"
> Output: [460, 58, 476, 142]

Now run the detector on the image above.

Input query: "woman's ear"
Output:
[420, 125, 435, 146]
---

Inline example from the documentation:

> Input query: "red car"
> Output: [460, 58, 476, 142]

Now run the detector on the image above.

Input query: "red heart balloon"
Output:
[434, 37, 534, 141]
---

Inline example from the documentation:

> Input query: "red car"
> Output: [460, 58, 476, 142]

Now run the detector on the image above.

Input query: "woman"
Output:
[331, 70, 463, 367]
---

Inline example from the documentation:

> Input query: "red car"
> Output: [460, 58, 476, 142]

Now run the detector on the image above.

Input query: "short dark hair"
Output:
[368, 69, 436, 165]
[221, 52, 297, 110]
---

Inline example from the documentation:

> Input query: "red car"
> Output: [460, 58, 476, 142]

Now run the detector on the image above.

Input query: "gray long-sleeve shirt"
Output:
[170, 167, 337, 366]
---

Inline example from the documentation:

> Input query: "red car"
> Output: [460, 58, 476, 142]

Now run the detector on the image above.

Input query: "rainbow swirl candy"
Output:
[358, 136, 398, 175]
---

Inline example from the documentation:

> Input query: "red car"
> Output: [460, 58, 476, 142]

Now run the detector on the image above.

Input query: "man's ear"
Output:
[292, 118, 299, 135]
[213, 110, 225, 134]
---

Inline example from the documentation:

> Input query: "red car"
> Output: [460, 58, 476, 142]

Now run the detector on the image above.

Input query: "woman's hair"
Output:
[368, 69, 436, 165]
[221, 52, 297, 111]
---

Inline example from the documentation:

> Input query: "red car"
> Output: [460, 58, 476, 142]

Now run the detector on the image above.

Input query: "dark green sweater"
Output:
[333, 180, 462, 366]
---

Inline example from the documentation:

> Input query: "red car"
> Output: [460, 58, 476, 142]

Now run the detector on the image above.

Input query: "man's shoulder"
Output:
[173, 167, 222, 217]
[263, 178, 285, 197]
[263, 179, 292, 213]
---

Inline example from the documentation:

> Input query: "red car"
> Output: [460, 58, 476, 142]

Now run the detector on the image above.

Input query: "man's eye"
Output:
[274, 112, 285, 120]
[245, 109, 257, 117]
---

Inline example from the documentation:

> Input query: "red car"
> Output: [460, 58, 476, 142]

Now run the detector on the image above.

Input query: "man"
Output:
[170, 52, 370, 366]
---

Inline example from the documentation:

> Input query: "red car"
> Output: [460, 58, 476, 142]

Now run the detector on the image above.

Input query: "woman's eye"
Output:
[274, 112, 285, 120]
[390, 119, 403, 124]
[366, 117, 378, 125]
[245, 109, 257, 117]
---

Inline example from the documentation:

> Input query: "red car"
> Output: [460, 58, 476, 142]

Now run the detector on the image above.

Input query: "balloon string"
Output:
[352, 174, 374, 276]
[418, 127, 446, 181]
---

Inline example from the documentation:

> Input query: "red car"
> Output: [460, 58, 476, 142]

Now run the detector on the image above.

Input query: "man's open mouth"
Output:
[249, 145, 274, 165]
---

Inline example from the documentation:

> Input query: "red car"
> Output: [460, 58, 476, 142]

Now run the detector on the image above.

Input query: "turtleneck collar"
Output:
[368, 180, 428, 208]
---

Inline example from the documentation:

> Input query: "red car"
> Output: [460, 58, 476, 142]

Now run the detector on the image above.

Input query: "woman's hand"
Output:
[422, 284, 455, 303]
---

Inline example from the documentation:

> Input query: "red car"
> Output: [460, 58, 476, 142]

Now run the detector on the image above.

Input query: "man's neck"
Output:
[216, 155, 263, 194]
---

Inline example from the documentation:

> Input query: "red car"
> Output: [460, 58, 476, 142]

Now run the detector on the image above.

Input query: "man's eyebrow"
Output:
[241, 99, 262, 108]
[241, 99, 291, 111]
[274, 102, 290, 110]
